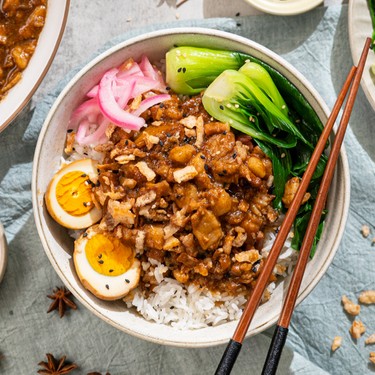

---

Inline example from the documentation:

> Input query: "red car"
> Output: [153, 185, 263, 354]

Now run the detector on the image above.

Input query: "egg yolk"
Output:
[85, 234, 133, 276]
[56, 171, 94, 216]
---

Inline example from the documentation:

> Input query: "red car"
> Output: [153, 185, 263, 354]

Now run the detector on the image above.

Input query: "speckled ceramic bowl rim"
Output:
[243, 0, 323, 16]
[32, 27, 350, 347]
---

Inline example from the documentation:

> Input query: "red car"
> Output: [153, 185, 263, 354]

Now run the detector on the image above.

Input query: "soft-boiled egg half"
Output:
[74, 226, 140, 300]
[45, 159, 102, 229]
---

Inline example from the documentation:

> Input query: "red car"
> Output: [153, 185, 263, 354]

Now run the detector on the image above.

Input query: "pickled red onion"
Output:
[98, 68, 145, 130]
[69, 98, 100, 130]
[76, 117, 109, 145]
[132, 94, 171, 117]
[139, 55, 167, 91]
[72, 56, 170, 145]
[86, 85, 99, 98]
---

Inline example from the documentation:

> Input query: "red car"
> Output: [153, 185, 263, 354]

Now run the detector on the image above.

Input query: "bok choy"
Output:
[165, 46, 327, 254]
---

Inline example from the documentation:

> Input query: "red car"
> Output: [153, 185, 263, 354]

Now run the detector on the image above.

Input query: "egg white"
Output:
[45, 158, 102, 229]
[74, 228, 141, 301]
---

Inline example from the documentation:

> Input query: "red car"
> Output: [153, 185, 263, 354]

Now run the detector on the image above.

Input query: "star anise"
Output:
[38, 353, 78, 374]
[47, 286, 77, 318]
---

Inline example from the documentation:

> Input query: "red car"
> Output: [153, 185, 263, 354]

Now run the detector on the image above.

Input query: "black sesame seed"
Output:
[220, 105, 224, 110]
[159, 103, 165, 108]
[236, 22, 241, 27]
[177, 67, 182, 72]
[182, 67, 186, 73]
[125, 279, 130, 284]
[218, 173, 224, 177]
[236, 12, 240, 16]
[98, 254, 102, 259]
[81, 174, 87, 177]
[83, 152, 88, 156]
[67, 129, 73, 133]
[200, 154, 206, 160]
[223, 131, 227, 135]
[159, 140, 164, 146]
[105, 284, 109, 289]
[98, 260, 104, 264]
[166, 132, 171, 137]
[251, 259, 261, 273]
[125, 140, 129, 146]
[109, 269, 114, 273]
[204, 164, 209, 172]
[72, 147, 76, 151]
[232, 153, 237, 159]
[83, 232, 88, 237]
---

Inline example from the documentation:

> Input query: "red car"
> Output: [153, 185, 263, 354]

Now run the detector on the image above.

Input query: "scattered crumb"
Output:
[175, 12, 180, 19]
[331, 336, 342, 352]
[366, 334, 375, 345]
[350, 320, 366, 339]
[342, 295, 361, 316]
[359, 290, 375, 305]
[361, 224, 370, 238]
[370, 352, 375, 364]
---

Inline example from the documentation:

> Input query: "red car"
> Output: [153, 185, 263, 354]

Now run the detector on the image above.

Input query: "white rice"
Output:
[125, 226, 297, 330]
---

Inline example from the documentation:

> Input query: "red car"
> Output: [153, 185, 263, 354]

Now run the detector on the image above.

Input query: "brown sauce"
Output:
[72, 94, 279, 297]
[0, 0, 47, 100]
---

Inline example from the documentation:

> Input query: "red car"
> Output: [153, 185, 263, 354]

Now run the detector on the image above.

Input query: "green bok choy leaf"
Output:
[202, 69, 312, 148]
[165, 46, 327, 255]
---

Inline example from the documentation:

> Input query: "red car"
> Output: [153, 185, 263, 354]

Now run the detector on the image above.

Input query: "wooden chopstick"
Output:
[215, 37, 372, 375]
[261, 37, 372, 375]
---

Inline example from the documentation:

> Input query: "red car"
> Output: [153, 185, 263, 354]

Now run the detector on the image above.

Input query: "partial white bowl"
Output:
[244, 0, 323, 16]
[0, 0, 70, 133]
[0, 223, 8, 283]
[32, 28, 349, 347]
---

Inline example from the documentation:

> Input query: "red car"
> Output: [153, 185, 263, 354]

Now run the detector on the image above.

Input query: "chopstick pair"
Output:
[215, 37, 372, 375]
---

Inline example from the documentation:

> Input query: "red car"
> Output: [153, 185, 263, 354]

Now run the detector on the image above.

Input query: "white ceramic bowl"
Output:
[0, 0, 70, 133]
[32, 28, 349, 347]
[244, 0, 323, 16]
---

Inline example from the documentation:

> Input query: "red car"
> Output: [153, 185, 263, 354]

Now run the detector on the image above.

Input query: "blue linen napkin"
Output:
[0, 4, 374, 374]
